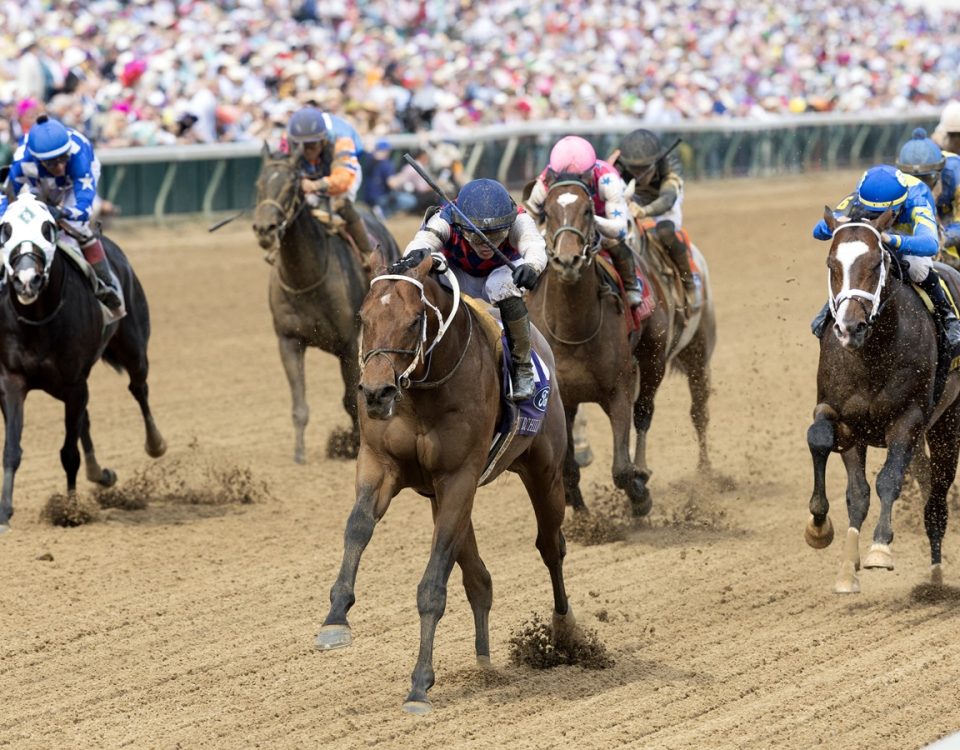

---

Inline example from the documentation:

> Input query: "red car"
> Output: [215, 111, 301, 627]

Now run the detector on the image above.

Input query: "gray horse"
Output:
[252, 147, 399, 462]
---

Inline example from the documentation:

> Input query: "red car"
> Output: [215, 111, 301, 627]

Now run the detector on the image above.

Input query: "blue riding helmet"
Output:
[287, 106, 330, 144]
[896, 128, 945, 176]
[454, 179, 517, 231]
[26, 115, 71, 161]
[856, 165, 908, 213]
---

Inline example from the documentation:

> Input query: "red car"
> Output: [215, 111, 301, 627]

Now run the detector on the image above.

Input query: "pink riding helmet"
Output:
[548, 136, 597, 174]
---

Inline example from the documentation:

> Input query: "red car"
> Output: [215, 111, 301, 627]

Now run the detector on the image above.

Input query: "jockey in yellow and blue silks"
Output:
[810, 164, 960, 353]
[403, 178, 546, 400]
[286, 106, 373, 264]
[0, 115, 121, 309]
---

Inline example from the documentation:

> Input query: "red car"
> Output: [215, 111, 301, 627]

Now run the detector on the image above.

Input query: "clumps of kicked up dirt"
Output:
[326, 427, 360, 459]
[41, 492, 100, 527]
[562, 483, 632, 546]
[508, 612, 615, 670]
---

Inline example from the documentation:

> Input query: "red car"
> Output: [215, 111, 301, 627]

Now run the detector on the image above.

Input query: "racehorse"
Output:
[805, 209, 960, 593]
[527, 177, 716, 514]
[0, 192, 166, 531]
[251, 145, 399, 462]
[314, 251, 576, 714]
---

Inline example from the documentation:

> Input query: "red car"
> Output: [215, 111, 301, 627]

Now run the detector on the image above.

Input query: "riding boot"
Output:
[82, 238, 122, 310]
[607, 241, 643, 308]
[497, 296, 537, 401]
[811, 302, 832, 339]
[338, 200, 374, 272]
[919, 270, 960, 355]
[655, 221, 699, 311]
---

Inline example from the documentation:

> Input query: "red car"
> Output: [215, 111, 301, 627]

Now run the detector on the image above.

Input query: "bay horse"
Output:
[315, 252, 575, 714]
[0, 192, 166, 531]
[252, 145, 399, 462]
[806, 209, 960, 593]
[527, 177, 716, 514]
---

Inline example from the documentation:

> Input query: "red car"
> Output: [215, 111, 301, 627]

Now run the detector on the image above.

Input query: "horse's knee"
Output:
[416, 580, 447, 621]
[807, 418, 835, 454]
[292, 404, 309, 427]
[876, 465, 905, 501]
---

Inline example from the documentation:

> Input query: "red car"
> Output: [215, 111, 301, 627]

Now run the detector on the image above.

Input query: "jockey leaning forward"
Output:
[525, 135, 642, 308]
[0, 114, 121, 309]
[404, 178, 546, 400]
[286, 106, 374, 266]
[810, 164, 960, 354]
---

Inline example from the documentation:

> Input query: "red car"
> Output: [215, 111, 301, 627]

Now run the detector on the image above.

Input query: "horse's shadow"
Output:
[97, 500, 243, 527]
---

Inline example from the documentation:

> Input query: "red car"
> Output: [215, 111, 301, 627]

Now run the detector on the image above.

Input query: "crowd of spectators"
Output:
[1, 0, 959, 154]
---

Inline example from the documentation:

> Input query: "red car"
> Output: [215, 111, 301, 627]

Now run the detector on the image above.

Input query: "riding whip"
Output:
[207, 207, 250, 233]
[402, 153, 518, 272]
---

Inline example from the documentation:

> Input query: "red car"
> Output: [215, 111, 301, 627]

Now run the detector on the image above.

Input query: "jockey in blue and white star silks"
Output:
[0, 114, 121, 309]
[525, 135, 642, 307]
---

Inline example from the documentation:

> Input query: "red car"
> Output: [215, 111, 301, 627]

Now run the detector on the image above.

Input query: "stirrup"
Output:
[511, 365, 536, 401]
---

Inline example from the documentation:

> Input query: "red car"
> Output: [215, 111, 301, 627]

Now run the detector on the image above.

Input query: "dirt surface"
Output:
[3, 171, 960, 749]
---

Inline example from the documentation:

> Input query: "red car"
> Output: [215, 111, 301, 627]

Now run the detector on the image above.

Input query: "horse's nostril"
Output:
[855, 321, 867, 334]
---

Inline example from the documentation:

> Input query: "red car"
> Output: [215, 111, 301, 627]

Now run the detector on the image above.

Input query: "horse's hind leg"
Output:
[456, 520, 493, 666]
[60, 384, 89, 494]
[562, 404, 586, 511]
[278, 335, 308, 464]
[79, 410, 117, 487]
[0, 377, 26, 531]
[924, 403, 960, 584]
[332, 344, 361, 459]
[835, 444, 869, 594]
[675, 333, 712, 472]
[106, 320, 166, 458]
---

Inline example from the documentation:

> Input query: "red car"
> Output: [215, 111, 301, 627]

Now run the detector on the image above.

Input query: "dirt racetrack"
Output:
[3, 171, 960, 749]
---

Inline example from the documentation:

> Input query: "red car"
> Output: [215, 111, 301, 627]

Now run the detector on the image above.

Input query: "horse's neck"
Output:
[414, 279, 479, 388]
[541, 256, 603, 338]
[277, 213, 329, 284]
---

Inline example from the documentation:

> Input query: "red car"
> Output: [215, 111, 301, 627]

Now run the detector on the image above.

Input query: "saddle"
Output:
[912, 276, 960, 376]
[56, 239, 126, 323]
[595, 251, 655, 331]
[636, 219, 702, 319]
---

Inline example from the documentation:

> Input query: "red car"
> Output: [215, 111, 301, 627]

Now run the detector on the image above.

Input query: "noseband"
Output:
[256, 161, 306, 239]
[828, 222, 891, 326]
[546, 180, 600, 263]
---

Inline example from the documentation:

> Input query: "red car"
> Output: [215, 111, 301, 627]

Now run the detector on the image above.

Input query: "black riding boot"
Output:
[919, 270, 960, 354]
[338, 200, 374, 271]
[811, 302, 832, 339]
[656, 220, 698, 309]
[608, 241, 643, 308]
[497, 296, 536, 401]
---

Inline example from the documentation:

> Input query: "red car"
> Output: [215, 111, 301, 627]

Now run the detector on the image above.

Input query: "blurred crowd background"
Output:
[0, 0, 958, 161]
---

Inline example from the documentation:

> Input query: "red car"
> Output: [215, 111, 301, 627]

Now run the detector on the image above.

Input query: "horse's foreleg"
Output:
[805, 406, 837, 549]
[277, 336, 308, 464]
[404, 472, 477, 715]
[562, 404, 586, 511]
[79, 410, 116, 487]
[866, 408, 925, 570]
[337, 344, 361, 456]
[0, 377, 26, 531]
[835, 444, 869, 593]
[317, 451, 397, 650]
[60, 384, 89, 494]
[923, 404, 960, 582]
[606, 379, 650, 516]
[455, 521, 493, 666]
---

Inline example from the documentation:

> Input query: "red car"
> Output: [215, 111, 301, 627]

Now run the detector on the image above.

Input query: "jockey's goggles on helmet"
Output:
[41, 154, 69, 169]
[464, 227, 510, 248]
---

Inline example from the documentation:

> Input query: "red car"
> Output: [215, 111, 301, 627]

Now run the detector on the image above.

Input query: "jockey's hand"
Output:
[630, 202, 648, 220]
[880, 231, 897, 249]
[301, 177, 329, 195]
[47, 205, 63, 222]
[512, 263, 539, 290]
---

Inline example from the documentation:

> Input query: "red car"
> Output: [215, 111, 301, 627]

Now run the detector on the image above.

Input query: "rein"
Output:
[8, 246, 65, 326]
[828, 222, 892, 326]
[545, 179, 601, 264]
[538, 270, 606, 345]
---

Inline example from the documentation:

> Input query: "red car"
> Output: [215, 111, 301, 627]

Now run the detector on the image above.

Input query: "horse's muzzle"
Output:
[12, 271, 43, 305]
[360, 383, 399, 420]
[253, 225, 278, 250]
[549, 255, 585, 284]
[834, 319, 869, 350]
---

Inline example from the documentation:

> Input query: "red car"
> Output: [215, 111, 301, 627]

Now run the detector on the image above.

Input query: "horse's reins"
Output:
[828, 221, 892, 326]
[6, 243, 66, 325]
[361, 257, 471, 390]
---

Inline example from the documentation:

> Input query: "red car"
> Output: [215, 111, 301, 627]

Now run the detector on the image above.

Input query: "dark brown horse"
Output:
[805, 210, 960, 592]
[0, 193, 165, 531]
[251, 146, 398, 462]
[527, 178, 716, 514]
[314, 252, 575, 714]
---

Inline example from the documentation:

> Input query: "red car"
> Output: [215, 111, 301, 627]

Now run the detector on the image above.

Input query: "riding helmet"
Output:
[26, 115, 71, 161]
[454, 179, 517, 230]
[857, 166, 909, 212]
[618, 129, 664, 168]
[548, 136, 597, 174]
[287, 106, 331, 144]
[896, 128, 945, 177]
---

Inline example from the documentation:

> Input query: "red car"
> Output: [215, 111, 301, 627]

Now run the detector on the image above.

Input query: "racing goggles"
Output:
[464, 226, 510, 248]
[41, 154, 70, 170]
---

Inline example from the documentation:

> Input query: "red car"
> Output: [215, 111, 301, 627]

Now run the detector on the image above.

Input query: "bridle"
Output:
[360, 255, 473, 390]
[255, 159, 307, 240]
[6, 241, 65, 325]
[827, 221, 892, 327]
[545, 180, 601, 265]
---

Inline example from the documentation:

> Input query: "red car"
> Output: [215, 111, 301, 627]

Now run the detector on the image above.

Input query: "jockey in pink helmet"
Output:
[526, 135, 641, 307]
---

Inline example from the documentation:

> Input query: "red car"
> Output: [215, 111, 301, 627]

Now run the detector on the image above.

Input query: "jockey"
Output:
[286, 106, 373, 265]
[0, 115, 121, 309]
[525, 136, 642, 308]
[896, 127, 960, 264]
[404, 178, 546, 400]
[612, 128, 698, 309]
[810, 165, 960, 352]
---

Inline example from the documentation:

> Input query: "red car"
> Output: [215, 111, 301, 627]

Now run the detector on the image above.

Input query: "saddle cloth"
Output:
[460, 294, 552, 485]
[56, 239, 126, 323]
[913, 277, 960, 372]
[595, 251, 655, 331]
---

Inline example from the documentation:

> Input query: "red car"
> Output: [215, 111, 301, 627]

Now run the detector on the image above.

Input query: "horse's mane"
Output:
[386, 251, 429, 276]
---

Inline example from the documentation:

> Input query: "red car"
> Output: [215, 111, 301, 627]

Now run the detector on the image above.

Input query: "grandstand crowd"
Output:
[0, 0, 958, 154]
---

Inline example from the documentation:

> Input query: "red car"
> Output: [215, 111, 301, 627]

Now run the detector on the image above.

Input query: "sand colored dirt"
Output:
[2, 172, 960, 749]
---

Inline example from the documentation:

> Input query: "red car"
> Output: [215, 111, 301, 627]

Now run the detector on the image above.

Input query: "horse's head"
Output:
[543, 177, 598, 283]
[0, 191, 58, 305]
[824, 206, 895, 350]
[252, 143, 302, 251]
[358, 251, 449, 419]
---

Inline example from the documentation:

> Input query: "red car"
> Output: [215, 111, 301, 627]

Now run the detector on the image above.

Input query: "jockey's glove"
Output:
[630, 203, 649, 219]
[47, 205, 63, 222]
[512, 263, 539, 290]
[945, 228, 960, 249]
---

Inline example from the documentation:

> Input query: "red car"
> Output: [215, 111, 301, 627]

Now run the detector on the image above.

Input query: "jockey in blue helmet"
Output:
[402, 178, 547, 400]
[810, 164, 960, 352]
[896, 127, 960, 268]
[0, 115, 121, 309]
[286, 106, 373, 265]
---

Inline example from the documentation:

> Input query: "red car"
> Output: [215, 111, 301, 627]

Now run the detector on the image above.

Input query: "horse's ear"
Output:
[40, 221, 56, 244]
[873, 209, 895, 231]
[0, 222, 11, 246]
[624, 179, 636, 201]
[261, 141, 271, 161]
[823, 206, 838, 234]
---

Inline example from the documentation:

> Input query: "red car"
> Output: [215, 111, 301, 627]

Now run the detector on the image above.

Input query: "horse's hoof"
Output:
[574, 444, 594, 468]
[805, 515, 834, 549]
[402, 699, 433, 716]
[862, 544, 894, 570]
[314, 624, 352, 650]
[293, 451, 305, 465]
[476, 655, 493, 670]
[0, 523, 9, 535]
[931, 564, 944, 587]
[629, 481, 652, 517]
[98, 468, 118, 488]
[834, 562, 861, 594]
[552, 607, 579, 646]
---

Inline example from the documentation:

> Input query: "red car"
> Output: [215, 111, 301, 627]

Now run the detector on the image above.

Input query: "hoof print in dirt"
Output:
[508, 612, 614, 670]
